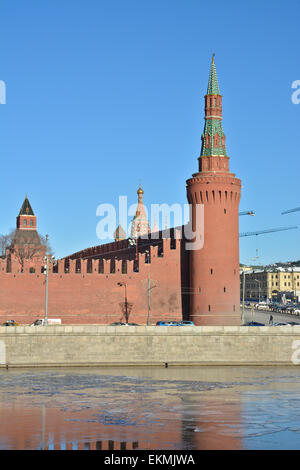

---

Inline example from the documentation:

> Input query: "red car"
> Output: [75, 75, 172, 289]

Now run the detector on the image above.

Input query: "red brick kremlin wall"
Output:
[0, 239, 184, 325]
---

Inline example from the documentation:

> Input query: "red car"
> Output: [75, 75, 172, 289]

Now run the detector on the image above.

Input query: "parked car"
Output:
[243, 321, 265, 326]
[2, 320, 19, 326]
[127, 323, 140, 326]
[30, 318, 62, 326]
[255, 303, 269, 310]
[273, 322, 300, 326]
[30, 319, 43, 326]
[178, 321, 194, 326]
[156, 321, 180, 326]
[110, 322, 127, 326]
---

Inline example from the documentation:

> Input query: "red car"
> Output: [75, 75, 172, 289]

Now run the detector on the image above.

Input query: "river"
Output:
[0, 366, 300, 450]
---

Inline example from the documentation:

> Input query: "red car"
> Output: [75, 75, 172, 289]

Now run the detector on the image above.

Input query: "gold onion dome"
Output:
[137, 184, 144, 196]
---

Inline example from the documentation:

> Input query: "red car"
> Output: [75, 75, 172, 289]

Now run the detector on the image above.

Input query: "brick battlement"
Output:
[0, 239, 186, 326]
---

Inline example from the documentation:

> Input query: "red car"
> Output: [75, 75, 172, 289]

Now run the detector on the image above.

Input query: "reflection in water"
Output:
[0, 366, 300, 450]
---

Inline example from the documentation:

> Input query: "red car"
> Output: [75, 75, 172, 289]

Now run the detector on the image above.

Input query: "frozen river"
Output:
[1, 366, 300, 450]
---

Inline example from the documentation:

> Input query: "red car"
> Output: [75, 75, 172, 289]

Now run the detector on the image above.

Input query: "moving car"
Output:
[243, 321, 265, 326]
[178, 321, 194, 326]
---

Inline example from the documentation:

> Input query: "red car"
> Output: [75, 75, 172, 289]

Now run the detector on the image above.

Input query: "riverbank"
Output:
[1, 325, 300, 367]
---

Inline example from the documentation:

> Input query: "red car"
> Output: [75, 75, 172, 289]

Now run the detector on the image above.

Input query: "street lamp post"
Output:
[145, 249, 156, 326]
[255, 279, 261, 304]
[44, 235, 49, 326]
[241, 271, 246, 325]
[43, 235, 56, 326]
[118, 282, 128, 323]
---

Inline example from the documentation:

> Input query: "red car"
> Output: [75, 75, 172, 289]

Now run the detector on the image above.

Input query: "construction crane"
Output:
[239, 210, 255, 216]
[281, 207, 300, 215]
[240, 225, 298, 262]
[239, 226, 298, 237]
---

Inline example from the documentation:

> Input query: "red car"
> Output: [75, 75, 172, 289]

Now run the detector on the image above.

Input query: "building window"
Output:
[30, 220, 33, 226]
[23, 220, 27, 226]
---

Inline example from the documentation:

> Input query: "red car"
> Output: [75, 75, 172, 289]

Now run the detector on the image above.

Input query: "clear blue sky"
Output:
[0, 0, 299, 264]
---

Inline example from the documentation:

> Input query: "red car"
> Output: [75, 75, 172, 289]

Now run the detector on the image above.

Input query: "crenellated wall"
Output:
[0, 239, 184, 325]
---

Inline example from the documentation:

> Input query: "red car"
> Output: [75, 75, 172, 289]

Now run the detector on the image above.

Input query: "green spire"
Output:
[200, 54, 227, 157]
[207, 54, 220, 95]
[19, 196, 34, 216]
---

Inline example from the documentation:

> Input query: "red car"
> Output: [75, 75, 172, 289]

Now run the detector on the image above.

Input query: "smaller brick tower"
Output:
[16, 195, 37, 231]
[130, 185, 150, 239]
[186, 55, 241, 326]
[8, 196, 47, 268]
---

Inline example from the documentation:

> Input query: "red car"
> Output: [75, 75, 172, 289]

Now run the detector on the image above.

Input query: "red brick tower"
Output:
[16, 195, 37, 230]
[186, 55, 241, 325]
[8, 196, 47, 267]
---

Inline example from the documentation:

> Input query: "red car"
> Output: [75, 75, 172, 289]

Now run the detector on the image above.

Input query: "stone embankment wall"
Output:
[1, 325, 300, 367]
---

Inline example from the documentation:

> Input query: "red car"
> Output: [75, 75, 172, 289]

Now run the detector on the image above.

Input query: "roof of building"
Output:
[114, 224, 127, 240]
[207, 54, 221, 95]
[241, 267, 300, 275]
[19, 196, 35, 216]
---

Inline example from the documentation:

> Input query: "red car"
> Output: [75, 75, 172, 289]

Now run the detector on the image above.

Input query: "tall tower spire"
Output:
[207, 53, 220, 95]
[200, 55, 228, 168]
[186, 56, 242, 326]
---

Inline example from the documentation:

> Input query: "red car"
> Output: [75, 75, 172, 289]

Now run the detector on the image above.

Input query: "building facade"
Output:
[0, 57, 242, 325]
[240, 268, 300, 302]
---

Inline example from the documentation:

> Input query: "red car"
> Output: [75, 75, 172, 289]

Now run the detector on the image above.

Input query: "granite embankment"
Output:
[1, 325, 300, 367]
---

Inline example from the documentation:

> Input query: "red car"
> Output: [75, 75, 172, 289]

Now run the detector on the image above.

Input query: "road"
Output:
[242, 308, 300, 325]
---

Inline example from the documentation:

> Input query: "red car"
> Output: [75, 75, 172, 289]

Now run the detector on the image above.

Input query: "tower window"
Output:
[210, 268, 213, 275]
[23, 220, 27, 226]
[214, 98, 217, 106]
[30, 220, 33, 226]
[224, 287, 226, 292]
[224, 209, 227, 214]
[208, 304, 211, 312]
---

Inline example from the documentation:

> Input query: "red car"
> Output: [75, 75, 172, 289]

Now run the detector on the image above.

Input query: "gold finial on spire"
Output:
[137, 183, 144, 195]
[212, 53, 215, 63]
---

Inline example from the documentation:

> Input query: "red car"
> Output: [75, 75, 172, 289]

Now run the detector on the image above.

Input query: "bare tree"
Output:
[3, 229, 52, 270]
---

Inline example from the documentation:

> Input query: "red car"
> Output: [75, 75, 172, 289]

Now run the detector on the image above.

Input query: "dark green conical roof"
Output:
[201, 55, 227, 157]
[19, 196, 35, 216]
[207, 54, 220, 95]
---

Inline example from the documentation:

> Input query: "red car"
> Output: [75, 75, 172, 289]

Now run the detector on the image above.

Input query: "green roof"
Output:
[207, 54, 220, 95]
[201, 55, 227, 157]
[19, 197, 35, 216]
